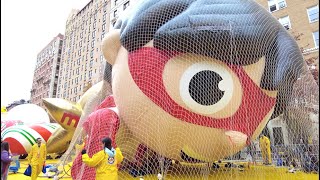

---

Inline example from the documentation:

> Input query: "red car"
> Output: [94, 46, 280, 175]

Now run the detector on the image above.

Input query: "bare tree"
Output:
[291, 31, 319, 84]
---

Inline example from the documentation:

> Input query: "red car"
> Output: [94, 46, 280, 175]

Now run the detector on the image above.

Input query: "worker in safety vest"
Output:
[259, 134, 272, 165]
[82, 137, 123, 180]
[28, 137, 47, 180]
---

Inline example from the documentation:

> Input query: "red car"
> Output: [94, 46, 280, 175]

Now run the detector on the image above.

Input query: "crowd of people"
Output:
[247, 135, 319, 173]
[1, 137, 124, 180]
[1, 137, 48, 180]
[1, 135, 319, 180]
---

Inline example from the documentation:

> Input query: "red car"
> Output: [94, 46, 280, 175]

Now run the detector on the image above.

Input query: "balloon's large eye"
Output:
[189, 70, 224, 106]
[180, 62, 234, 115]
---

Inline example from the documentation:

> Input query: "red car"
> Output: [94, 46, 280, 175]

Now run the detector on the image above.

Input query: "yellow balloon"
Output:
[42, 81, 103, 154]
[43, 98, 82, 131]
[77, 81, 103, 109]
[46, 127, 73, 153]
[43, 98, 82, 153]
[1, 106, 7, 113]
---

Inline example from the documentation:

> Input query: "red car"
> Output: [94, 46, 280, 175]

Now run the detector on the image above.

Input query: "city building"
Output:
[256, 0, 319, 82]
[30, 34, 64, 108]
[57, 0, 318, 101]
[255, 0, 319, 146]
[57, 0, 143, 102]
[56, 0, 111, 101]
[109, 0, 141, 28]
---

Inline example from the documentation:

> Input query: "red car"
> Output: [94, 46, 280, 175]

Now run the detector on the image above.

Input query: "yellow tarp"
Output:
[7, 159, 319, 180]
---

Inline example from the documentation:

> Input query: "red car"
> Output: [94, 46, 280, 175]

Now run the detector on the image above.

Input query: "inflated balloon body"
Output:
[71, 0, 305, 178]
[43, 82, 103, 154]
[1, 107, 13, 131]
[0, 104, 58, 155]
[5, 104, 50, 124]
[1, 120, 23, 132]
[43, 98, 81, 154]
[1, 106, 7, 113]
[1, 123, 60, 155]
[71, 96, 119, 180]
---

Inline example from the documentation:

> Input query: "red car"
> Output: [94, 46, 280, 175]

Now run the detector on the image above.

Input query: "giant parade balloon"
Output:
[1, 123, 60, 154]
[69, 0, 305, 178]
[5, 104, 50, 124]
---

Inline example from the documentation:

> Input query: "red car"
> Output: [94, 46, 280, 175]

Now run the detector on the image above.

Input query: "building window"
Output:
[102, 23, 106, 32]
[93, 22, 97, 29]
[91, 40, 95, 48]
[273, 127, 284, 145]
[268, 0, 286, 13]
[103, 4, 107, 12]
[313, 31, 319, 47]
[307, 5, 319, 23]
[123, 1, 130, 10]
[91, 50, 94, 58]
[114, 10, 118, 17]
[92, 30, 96, 38]
[278, 16, 291, 30]
[89, 70, 92, 79]
[112, 21, 116, 27]
[114, 0, 118, 5]
[100, 55, 104, 62]
[103, 13, 107, 22]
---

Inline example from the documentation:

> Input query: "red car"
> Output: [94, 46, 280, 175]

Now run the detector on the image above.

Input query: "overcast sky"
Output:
[1, 0, 89, 106]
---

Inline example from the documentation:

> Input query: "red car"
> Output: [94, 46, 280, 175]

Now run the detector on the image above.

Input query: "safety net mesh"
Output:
[57, 0, 319, 179]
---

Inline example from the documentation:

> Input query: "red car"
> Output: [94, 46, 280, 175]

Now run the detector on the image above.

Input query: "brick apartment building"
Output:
[256, 0, 319, 83]
[56, 0, 318, 102]
[30, 34, 64, 109]
[255, 0, 319, 146]
[56, 0, 142, 102]
[109, 0, 140, 28]
[56, 0, 111, 101]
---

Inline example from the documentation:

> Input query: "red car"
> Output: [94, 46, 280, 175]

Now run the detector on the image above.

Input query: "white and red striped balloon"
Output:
[1, 120, 23, 132]
[1, 123, 60, 155]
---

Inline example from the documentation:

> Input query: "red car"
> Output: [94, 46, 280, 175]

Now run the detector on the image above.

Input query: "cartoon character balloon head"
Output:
[100, 0, 303, 162]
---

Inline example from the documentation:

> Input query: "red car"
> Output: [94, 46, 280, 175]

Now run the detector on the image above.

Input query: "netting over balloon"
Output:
[58, 0, 319, 179]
